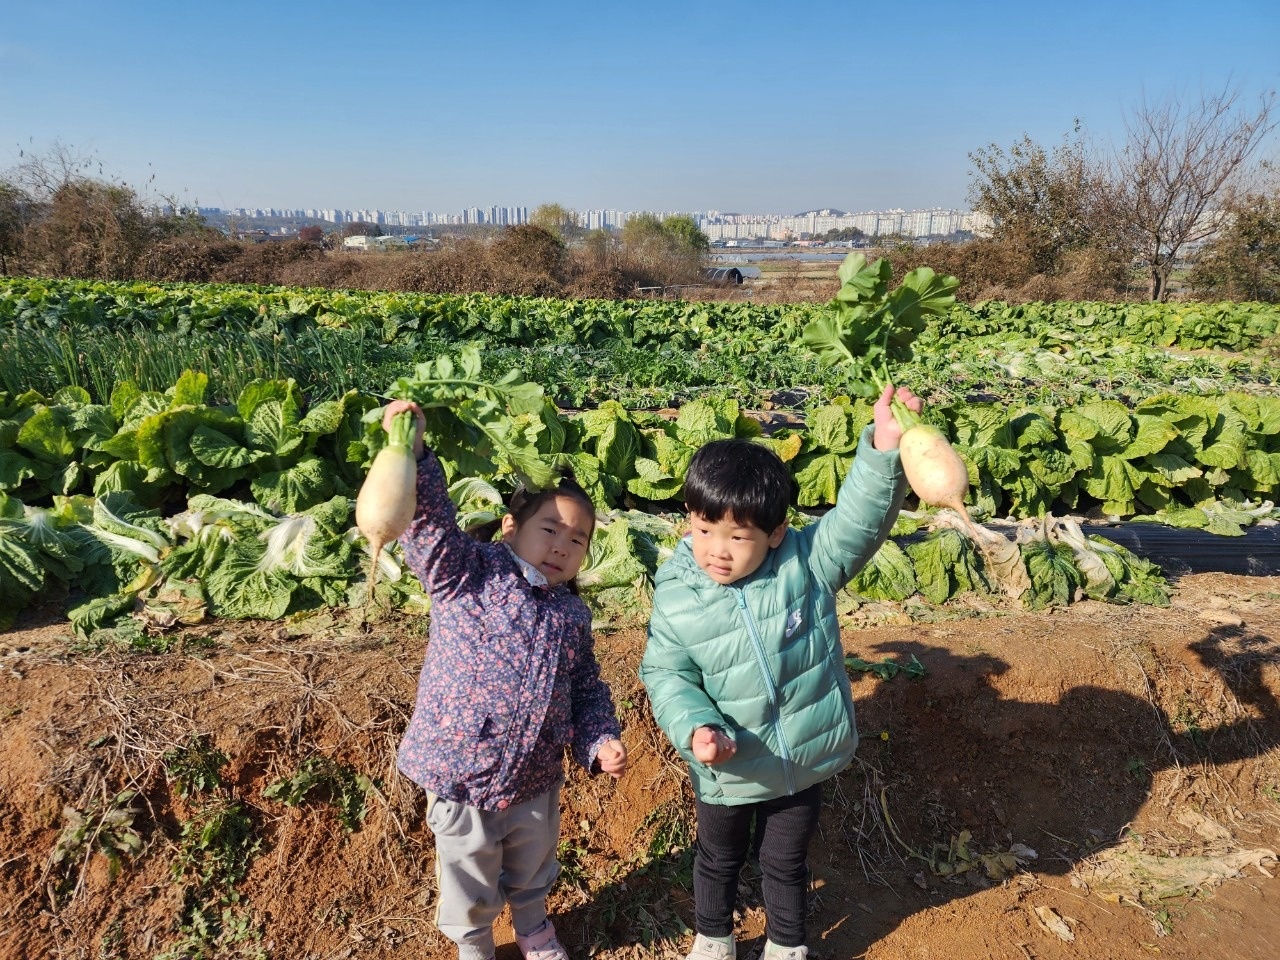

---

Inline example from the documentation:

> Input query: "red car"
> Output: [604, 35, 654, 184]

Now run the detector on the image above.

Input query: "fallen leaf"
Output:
[1197, 610, 1243, 627]
[1074, 844, 1279, 902]
[1032, 905, 1076, 942]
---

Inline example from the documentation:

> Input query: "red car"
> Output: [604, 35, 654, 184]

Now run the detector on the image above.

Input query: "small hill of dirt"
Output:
[1, 573, 1278, 960]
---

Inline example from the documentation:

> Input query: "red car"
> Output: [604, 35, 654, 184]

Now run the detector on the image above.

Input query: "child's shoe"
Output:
[685, 933, 736, 960]
[761, 942, 808, 960]
[515, 920, 570, 960]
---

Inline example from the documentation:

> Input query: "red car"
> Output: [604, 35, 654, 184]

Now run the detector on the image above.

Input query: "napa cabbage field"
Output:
[3, 273, 1279, 638]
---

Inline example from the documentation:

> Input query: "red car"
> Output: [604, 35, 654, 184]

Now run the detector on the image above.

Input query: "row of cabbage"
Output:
[3, 357, 1277, 633]
[4, 276, 1279, 353]
[6, 364, 1278, 519]
[0, 484, 1175, 643]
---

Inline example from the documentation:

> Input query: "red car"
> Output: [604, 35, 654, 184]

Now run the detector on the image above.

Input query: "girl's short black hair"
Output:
[504, 471, 595, 530]
[683, 439, 794, 533]
[469, 469, 596, 542]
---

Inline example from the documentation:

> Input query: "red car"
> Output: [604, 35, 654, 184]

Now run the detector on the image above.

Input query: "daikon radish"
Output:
[893, 406, 969, 513]
[355, 410, 418, 597]
[890, 396, 987, 543]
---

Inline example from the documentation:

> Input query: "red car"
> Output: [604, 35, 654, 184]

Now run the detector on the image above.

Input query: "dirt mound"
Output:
[1, 574, 1278, 960]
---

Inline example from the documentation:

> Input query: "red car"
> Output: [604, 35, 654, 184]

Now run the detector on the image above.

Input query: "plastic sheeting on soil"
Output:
[1077, 523, 1280, 576]
[894, 523, 1280, 577]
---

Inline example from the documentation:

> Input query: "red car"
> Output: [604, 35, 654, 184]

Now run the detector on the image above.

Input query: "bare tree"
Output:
[25, 179, 157, 278]
[341, 221, 380, 238]
[1108, 85, 1278, 300]
[3, 142, 211, 279]
[620, 213, 709, 288]
[7, 139, 101, 199]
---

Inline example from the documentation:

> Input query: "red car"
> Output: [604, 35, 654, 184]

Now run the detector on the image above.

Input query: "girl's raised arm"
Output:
[398, 448, 488, 600]
[370, 400, 486, 599]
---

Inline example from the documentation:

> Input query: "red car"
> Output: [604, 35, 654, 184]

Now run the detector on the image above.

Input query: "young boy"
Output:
[639, 385, 921, 960]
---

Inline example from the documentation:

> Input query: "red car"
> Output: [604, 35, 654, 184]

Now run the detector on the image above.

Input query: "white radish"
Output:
[355, 410, 419, 599]
[891, 399, 1021, 588]
[898, 421, 970, 514]
[891, 400, 981, 534]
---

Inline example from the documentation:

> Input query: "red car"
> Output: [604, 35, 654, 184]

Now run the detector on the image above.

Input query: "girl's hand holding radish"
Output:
[380, 399, 426, 461]
[872, 384, 923, 451]
[355, 399, 428, 603]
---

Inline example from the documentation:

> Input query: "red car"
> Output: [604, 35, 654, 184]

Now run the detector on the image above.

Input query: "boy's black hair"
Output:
[683, 438, 794, 533]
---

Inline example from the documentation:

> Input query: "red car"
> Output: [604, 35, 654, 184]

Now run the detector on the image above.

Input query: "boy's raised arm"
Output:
[803, 425, 909, 593]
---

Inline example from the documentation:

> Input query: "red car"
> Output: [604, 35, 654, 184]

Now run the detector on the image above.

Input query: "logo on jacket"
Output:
[784, 609, 803, 638]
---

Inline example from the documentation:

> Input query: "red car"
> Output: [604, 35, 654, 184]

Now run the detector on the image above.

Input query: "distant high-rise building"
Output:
[208, 199, 974, 241]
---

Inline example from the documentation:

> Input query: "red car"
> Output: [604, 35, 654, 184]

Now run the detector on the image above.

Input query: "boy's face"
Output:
[687, 510, 787, 586]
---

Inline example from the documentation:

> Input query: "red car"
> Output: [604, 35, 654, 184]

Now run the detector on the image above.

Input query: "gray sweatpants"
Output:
[426, 784, 562, 960]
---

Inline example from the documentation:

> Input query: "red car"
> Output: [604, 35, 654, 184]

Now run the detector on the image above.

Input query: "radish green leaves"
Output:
[802, 253, 959, 397]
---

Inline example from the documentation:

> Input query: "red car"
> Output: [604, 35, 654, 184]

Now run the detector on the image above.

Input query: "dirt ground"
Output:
[2, 573, 1278, 960]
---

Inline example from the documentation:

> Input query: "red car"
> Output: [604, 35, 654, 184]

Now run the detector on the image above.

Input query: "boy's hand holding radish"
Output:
[872, 384, 923, 451]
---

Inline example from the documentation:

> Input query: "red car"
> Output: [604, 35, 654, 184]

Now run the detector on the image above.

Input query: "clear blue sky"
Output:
[2, 0, 1278, 216]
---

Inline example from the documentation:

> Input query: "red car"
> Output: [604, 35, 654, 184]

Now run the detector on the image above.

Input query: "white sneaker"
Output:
[515, 920, 569, 960]
[762, 943, 808, 960]
[685, 933, 736, 960]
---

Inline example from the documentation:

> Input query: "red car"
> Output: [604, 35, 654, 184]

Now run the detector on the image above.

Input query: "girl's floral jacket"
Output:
[395, 451, 621, 812]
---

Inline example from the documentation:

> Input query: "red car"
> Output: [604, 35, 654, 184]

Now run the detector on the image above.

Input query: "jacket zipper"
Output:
[734, 588, 796, 795]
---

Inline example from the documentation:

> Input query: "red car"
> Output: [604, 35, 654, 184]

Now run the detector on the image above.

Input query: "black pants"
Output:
[693, 783, 823, 948]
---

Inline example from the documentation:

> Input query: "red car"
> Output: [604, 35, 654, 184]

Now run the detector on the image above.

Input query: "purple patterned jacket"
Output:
[395, 451, 621, 812]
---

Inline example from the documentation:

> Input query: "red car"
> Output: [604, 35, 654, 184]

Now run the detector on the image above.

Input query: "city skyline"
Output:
[7, 2, 1276, 214]
[202, 202, 987, 241]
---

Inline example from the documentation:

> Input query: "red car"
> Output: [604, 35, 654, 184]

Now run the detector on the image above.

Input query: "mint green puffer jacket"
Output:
[639, 427, 907, 805]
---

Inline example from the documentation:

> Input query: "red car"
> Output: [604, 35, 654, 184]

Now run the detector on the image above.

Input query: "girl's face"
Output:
[501, 494, 595, 587]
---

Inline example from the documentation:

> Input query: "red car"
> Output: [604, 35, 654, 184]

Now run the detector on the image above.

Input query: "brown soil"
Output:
[2, 574, 1278, 960]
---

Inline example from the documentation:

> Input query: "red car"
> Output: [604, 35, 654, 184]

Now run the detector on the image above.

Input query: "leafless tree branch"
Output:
[1108, 84, 1278, 300]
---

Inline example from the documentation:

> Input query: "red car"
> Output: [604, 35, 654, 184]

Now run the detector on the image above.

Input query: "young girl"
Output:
[382, 400, 628, 960]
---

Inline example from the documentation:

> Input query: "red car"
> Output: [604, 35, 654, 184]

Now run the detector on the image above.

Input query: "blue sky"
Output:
[2, 0, 1278, 216]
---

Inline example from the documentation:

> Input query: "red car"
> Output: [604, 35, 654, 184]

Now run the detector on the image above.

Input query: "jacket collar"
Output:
[506, 544, 550, 588]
